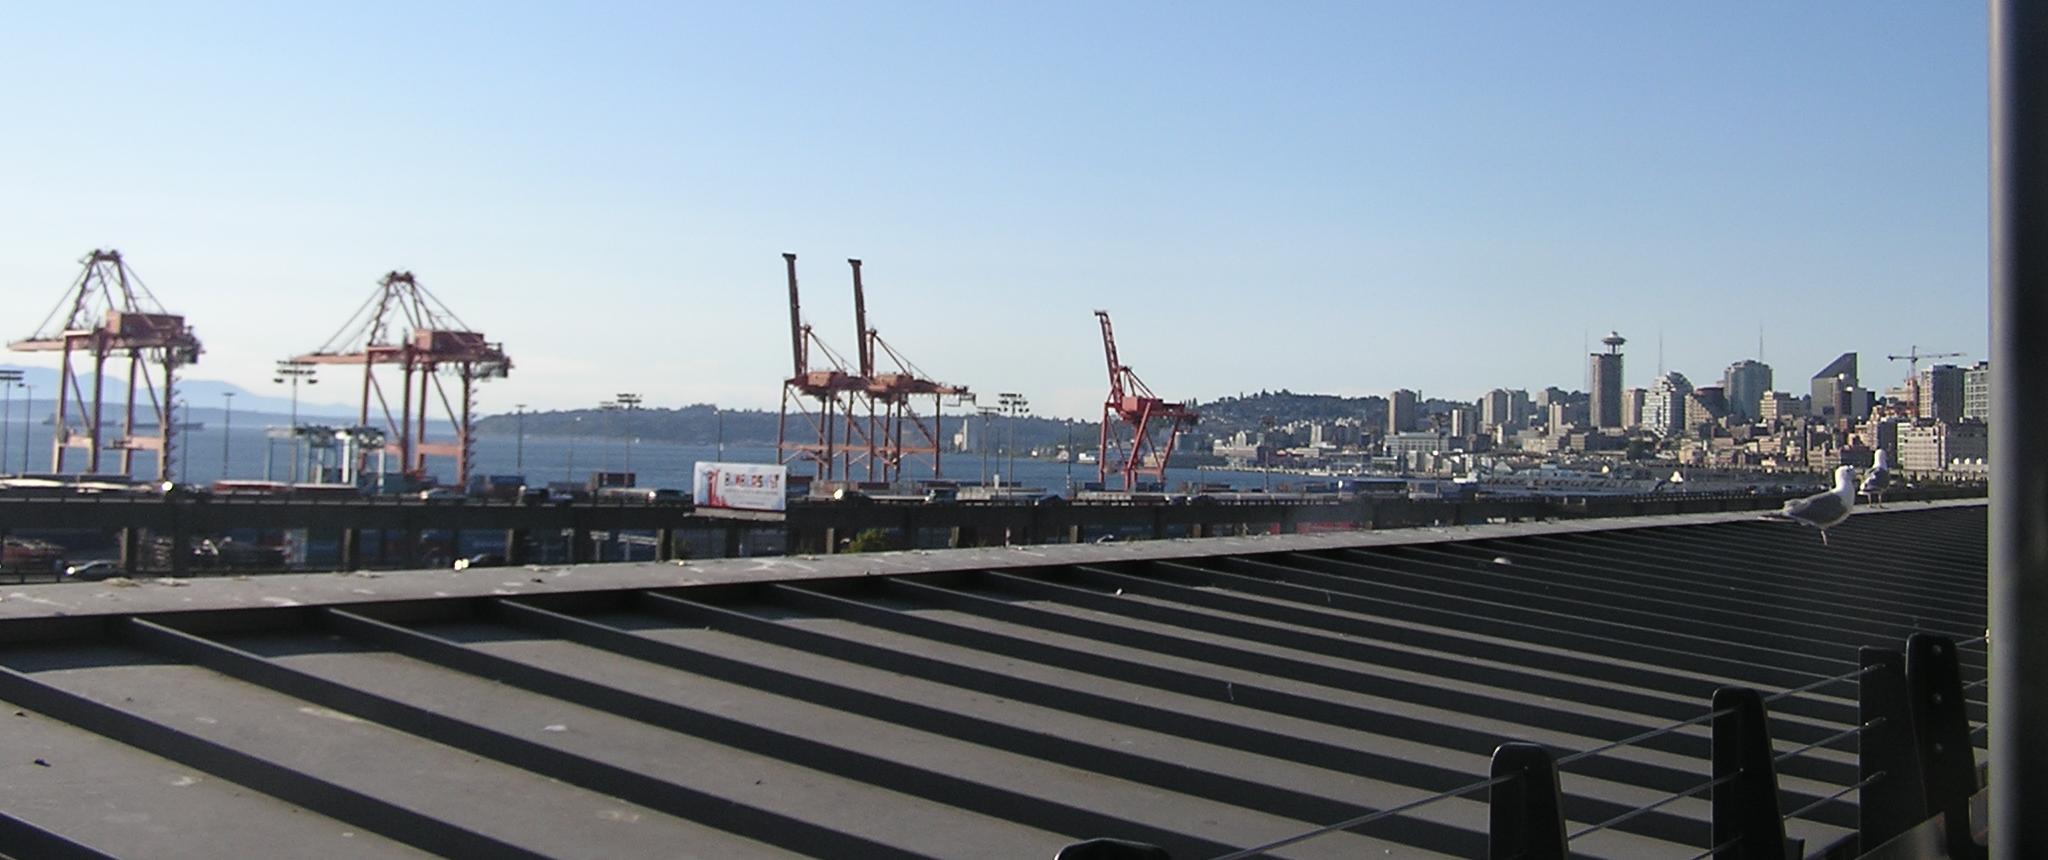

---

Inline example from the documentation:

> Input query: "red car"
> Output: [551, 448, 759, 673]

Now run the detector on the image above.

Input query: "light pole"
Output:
[176, 400, 190, 484]
[273, 361, 317, 483]
[998, 393, 1029, 488]
[221, 392, 235, 479]
[514, 403, 527, 472]
[615, 393, 641, 475]
[20, 383, 32, 475]
[1064, 418, 1074, 496]
[598, 400, 618, 472]
[1261, 415, 1275, 494]
[715, 405, 725, 461]
[0, 370, 20, 475]
[977, 405, 1000, 486]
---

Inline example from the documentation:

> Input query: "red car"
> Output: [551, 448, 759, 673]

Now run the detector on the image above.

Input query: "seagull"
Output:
[1859, 449, 1892, 505]
[1774, 465, 1857, 546]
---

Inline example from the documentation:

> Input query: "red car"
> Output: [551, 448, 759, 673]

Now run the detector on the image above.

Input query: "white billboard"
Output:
[692, 462, 789, 512]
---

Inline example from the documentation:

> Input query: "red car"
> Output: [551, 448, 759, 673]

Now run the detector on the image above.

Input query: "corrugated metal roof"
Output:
[0, 501, 1987, 859]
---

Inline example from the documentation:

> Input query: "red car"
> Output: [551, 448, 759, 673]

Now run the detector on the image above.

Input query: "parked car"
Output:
[62, 560, 122, 581]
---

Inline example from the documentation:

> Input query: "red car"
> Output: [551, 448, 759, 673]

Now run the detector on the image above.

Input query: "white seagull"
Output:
[1859, 449, 1893, 505]
[1776, 465, 1857, 546]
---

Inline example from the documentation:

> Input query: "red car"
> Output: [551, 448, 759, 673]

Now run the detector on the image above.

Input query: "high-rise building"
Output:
[1918, 364, 1965, 425]
[1621, 387, 1647, 429]
[1547, 402, 1571, 433]
[1758, 390, 1803, 425]
[1387, 389, 1419, 436]
[1722, 359, 1773, 423]
[1480, 388, 1531, 432]
[1964, 361, 1991, 423]
[1448, 405, 1476, 438]
[1810, 353, 1858, 424]
[1645, 372, 1693, 436]
[1899, 421, 1989, 473]
[1684, 387, 1729, 437]
[1589, 332, 1625, 429]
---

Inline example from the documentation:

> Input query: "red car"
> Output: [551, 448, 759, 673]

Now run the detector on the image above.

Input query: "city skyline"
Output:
[0, 4, 1988, 418]
[0, 339, 1977, 425]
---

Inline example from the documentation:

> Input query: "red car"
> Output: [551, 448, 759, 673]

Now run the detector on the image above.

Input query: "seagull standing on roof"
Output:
[1859, 449, 1893, 505]
[1778, 465, 1857, 546]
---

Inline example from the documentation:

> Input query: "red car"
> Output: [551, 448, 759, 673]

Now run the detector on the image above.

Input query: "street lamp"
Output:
[20, 383, 32, 475]
[1261, 415, 1276, 494]
[221, 391, 235, 479]
[273, 360, 317, 483]
[998, 392, 1029, 488]
[614, 393, 641, 475]
[514, 403, 527, 472]
[976, 405, 1001, 486]
[0, 370, 20, 475]
[598, 400, 618, 472]
[176, 399, 190, 484]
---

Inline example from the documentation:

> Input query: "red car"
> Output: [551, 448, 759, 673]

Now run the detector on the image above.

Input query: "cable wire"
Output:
[1207, 773, 1514, 860]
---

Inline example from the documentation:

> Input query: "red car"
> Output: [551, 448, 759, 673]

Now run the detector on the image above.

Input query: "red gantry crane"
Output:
[1095, 310, 1197, 491]
[10, 250, 202, 482]
[848, 259, 969, 483]
[290, 271, 509, 486]
[777, 254, 871, 481]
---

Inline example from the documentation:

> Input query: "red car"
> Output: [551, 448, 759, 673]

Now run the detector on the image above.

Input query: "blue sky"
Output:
[0, 3, 1988, 419]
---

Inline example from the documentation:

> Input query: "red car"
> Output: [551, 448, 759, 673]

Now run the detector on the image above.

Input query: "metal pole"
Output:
[20, 384, 31, 475]
[716, 406, 725, 461]
[1990, 3, 2047, 854]
[176, 401, 188, 484]
[515, 404, 526, 471]
[0, 376, 13, 475]
[221, 392, 233, 479]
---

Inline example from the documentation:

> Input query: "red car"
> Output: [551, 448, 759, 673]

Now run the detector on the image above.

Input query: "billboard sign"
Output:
[692, 462, 788, 512]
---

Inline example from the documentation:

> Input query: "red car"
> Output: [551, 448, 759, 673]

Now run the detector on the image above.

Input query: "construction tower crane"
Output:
[9, 250, 202, 482]
[1095, 310, 1198, 491]
[290, 271, 510, 485]
[1887, 346, 1965, 419]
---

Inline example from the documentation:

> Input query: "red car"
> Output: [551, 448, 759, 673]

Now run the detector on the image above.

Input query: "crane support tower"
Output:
[1887, 345, 1965, 419]
[290, 271, 510, 486]
[776, 253, 870, 481]
[9, 250, 202, 482]
[1095, 310, 1198, 491]
[849, 258, 969, 483]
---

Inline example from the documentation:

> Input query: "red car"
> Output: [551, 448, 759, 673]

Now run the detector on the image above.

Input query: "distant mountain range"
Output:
[0, 364, 358, 420]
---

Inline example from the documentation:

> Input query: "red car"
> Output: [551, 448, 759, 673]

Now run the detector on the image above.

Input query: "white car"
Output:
[62, 560, 122, 581]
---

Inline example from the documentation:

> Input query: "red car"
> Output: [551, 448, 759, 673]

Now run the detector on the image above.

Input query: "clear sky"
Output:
[0, 3, 1989, 419]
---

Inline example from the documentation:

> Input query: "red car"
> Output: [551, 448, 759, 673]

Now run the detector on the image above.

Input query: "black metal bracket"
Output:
[1711, 687, 1788, 860]
[1906, 633, 1985, 860]
[1858, 646, 1924, 852]
[1488, 742, 1566, 860]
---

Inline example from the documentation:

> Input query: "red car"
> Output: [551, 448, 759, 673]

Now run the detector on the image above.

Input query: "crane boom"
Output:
[1096, 310, 1124, 406]
[850, 259, 873, 377]
[784, 253, 806, 377]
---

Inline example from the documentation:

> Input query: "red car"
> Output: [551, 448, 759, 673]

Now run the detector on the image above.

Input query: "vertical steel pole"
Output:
[1, 379, 11, 473]
[1991, 2, 2048, 856]
[221, 392, 233, 480]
